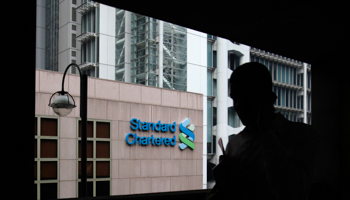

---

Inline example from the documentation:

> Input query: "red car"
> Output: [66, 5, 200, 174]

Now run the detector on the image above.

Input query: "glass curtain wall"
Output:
[130, 13, 158, 87]
[163, 22, 187, 91]
[115, 8, 126, 81]
[45, 0, 59, 71]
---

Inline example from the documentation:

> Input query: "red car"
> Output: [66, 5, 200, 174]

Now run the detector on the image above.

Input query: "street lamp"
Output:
[48, 63, 88, 197]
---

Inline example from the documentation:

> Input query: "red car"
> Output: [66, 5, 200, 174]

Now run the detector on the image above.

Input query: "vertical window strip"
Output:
[207, 43, 212, 67]
[72, 8, 76, 22]
[207, 100, 213, 153]
[72, 34, 76, 48]
[35, 116, 59, 200]
[77, 120, 111, 197]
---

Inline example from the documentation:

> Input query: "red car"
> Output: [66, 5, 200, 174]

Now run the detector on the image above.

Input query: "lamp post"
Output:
[48, 63, 88, 197]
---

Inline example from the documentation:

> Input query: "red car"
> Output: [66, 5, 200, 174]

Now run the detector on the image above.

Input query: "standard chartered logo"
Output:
[179, 118, 195, 150]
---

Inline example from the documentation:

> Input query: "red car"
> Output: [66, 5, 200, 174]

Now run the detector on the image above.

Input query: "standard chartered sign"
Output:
[125, 118, 195, 150]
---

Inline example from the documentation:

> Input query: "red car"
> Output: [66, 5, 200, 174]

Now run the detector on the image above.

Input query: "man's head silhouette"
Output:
[230, 62, 277, 129]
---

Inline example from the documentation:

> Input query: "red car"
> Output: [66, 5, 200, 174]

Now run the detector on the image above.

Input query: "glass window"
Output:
[207, 100, 213, 153]
[259, 58, 264, 64]
[207, 71, 213, 96]
[207, 43, 212, 67]
[273, 86, 277, 105]
[286, 89, 289, 107]
[277, 87, 281, 106]
[286, 67, 289, 84]
[35, 117, 59, 199]
[281, 88, 285, 106]
[228, 107, 234, 128]
[213, 51, 217, 68]
[308, 92, 311, 111]
[213, 107, 217, 126]
[78, 120, 111, 198]
[273, 63, 277, 81]
[277, 64, 281, 81]
[282, 65, 285, 83]
[213, 79, 217, 97]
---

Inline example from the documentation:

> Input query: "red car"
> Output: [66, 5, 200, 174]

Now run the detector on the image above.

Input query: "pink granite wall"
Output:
[35, 69, 203, 197]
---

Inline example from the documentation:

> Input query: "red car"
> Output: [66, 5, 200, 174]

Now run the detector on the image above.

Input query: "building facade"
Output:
[36, 0, 311, 198]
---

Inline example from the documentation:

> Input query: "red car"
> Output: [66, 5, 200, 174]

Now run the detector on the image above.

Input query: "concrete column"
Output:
[303, 63, 307, 123]
[158, 20, 163, 88]
[124, 11, 131, 82]
[215, 37, 228, 164]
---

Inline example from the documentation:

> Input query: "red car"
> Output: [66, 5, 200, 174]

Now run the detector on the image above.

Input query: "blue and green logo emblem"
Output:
[179, 118, 195, 150]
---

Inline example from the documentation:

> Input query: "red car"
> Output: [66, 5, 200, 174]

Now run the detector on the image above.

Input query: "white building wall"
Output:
[186, 28, 207, 189]
[99, 4, 116, 80]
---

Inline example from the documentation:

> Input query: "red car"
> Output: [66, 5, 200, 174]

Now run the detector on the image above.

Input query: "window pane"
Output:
[34, 184, 37, 200]
[213, 79, 217, 96]
[79, 181, 93, 197]
[41, 183, 57, 200]
[207, 43, 212, 67]
[207, 71, 212, 96]
[96, 141, 110, 158]
[41, 161, 57, 180]
[96, 122, 110, 138]
[79, 161, 93, 178]
[213, 107, 217, 126]
[286, 89, 289, 107]
[96, 161, 110, 178]
[79, 121, 93, 137]
[34, 162, 37, 180]
[35, 117, 37, 135]
[41, 140, 57, 158]
[34, 139, 37, 158]
[96, 181, 110, 197]
[41, 118, 57, 136]
[213, 51, 217, 68]
[282, 88, 285, 106]
[79, 141, 93, 158]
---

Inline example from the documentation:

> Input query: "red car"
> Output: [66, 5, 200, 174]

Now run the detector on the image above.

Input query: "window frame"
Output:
[34, 115, 60, 200]
[76, 119, 112, 198]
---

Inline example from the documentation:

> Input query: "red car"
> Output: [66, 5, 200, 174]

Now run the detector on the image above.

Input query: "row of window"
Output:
[251, 56, 305, 86]
[34, 117, 111, 199]
[273, 86, 305, 109]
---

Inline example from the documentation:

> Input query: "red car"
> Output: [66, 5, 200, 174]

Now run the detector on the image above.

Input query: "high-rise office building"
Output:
[35, 0, 311, 198]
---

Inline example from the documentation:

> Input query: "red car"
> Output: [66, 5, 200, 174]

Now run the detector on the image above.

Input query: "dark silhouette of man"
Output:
[207, 62, 318, 200]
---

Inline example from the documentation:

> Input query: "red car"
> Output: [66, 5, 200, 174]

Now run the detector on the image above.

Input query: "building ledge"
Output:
[76, 32, 98, 43]
[250, 48, 303, 68]
[274, 105, 303, 113]
[79, 62, 98, 70]
[273, 80, 303, 90]
[76, 1, 99, 15]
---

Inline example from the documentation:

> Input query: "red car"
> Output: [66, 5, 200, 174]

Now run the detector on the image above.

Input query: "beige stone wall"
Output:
[35, 69, 203, 197]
